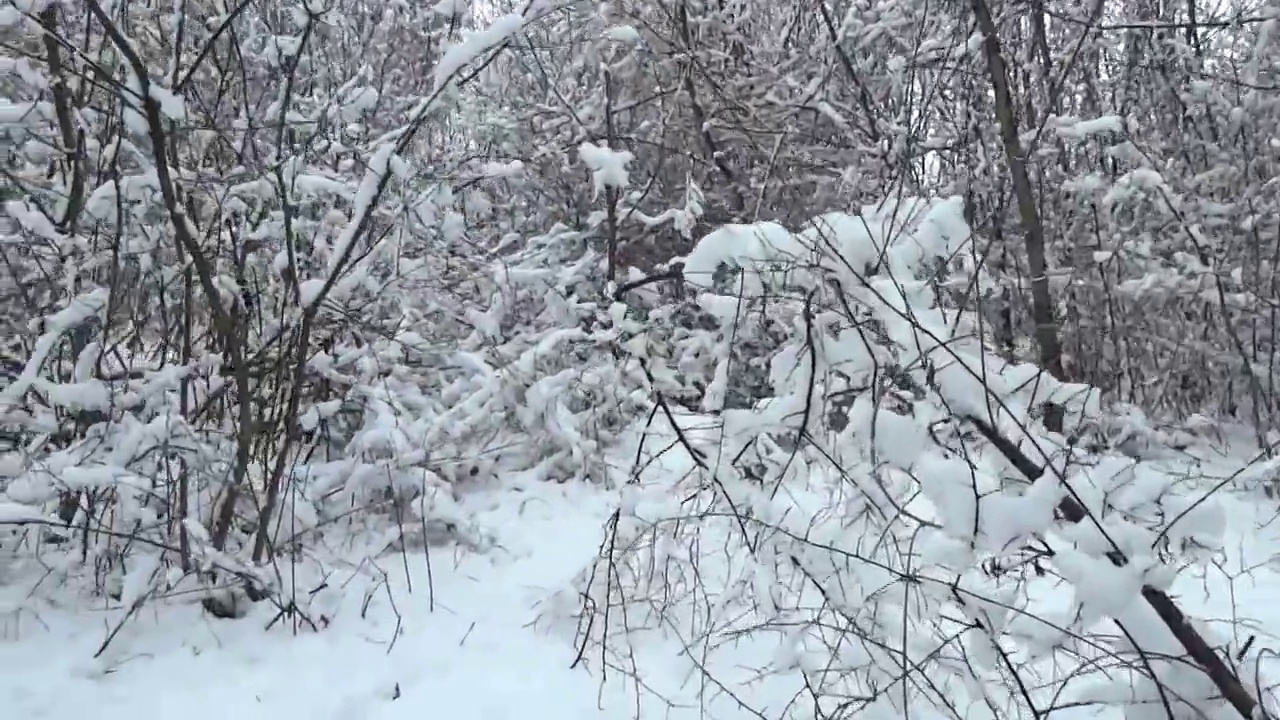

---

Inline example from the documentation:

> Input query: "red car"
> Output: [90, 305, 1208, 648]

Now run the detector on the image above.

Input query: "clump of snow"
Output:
[479, 159, 524, 177]
[148, 83, 187, 121]
[431, 0, 469, 17]
[578, 141, 634, 198]
[0, 501, 45, 524]
[337, 86, 379, 122]
[1, 287, 108, 403]
[604, 25, 643, 44]
[298, 278, 326, 306]
[1054, 114, 1126, 139]
[433, 13, 525, 92]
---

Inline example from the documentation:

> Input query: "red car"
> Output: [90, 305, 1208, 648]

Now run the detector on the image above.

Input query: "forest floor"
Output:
[2, 417, 1279, 720]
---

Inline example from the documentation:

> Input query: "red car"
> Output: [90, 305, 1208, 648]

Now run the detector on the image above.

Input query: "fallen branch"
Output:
[966, 415, 1259, 720]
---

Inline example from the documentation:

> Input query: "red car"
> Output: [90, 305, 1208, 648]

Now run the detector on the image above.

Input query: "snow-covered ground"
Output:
[2, 418, 1279, 720]
[0, 415, 710, 720]
[0, 477, 627, 720]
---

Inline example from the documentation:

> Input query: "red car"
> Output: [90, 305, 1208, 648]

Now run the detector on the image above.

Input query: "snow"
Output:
[0, 5, 22, 27]
[578, 141, 634, 198]
[0, 287, 108, 403]
[433, 13, 525, 92]
[0, 482, 612, 719]
[319, 142, 396, 289]
[1, 414, 1279, 720]
[1055, 115, 1125, 139]
[3, 198, 1278, 720]
[338, 86, 380, 121]
[298, 278, 326, 306]
[431, 0, 468, 17]
[0, 419, 715, 719]
[0, 501, 44, 524]
[149, 83, 187, 121]
[604, 25, 643, 44]
[0, 99, 42, 124]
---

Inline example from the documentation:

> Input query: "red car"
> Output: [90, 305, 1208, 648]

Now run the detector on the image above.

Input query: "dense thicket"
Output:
[1, 0, 1277, 717]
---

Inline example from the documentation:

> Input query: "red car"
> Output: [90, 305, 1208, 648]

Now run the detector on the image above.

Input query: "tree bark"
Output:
[970, 0, 1067, 432]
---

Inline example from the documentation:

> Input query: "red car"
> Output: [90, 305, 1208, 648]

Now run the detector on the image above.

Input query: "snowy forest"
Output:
[3, 0, 1280, 718]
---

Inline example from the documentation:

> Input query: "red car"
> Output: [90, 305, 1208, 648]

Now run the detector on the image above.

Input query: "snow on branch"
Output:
[549, 194, 1258, 720]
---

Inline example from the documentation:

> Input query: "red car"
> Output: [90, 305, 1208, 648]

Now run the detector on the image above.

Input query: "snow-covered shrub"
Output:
[0, 0, 561, 618]
[379, 226, 647, 487]
[548, 196, 1265, 720]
